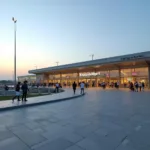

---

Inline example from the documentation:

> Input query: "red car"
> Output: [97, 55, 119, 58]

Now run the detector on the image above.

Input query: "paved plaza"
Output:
[0, 89, 83, 111]
[0, 88, 149, 150]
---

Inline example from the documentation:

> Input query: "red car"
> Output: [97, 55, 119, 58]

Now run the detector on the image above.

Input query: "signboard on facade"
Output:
[79, 72, 108, 77]
[132, 72, 138, 76]
[121, 55, 143, 61]
[80, 72, 100, 77]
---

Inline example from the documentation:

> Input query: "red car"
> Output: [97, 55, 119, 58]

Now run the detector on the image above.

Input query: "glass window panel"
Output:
[134, 68, 148, 76]
[110, 70, 119, 77]
[62, 73, 78, 78]
[121, 69, 131, 77]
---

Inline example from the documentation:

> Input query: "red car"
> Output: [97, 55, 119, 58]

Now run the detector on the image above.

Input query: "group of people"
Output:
[72, 80, 146, 94]
[72, 81, 85, 95]
[11, 80, 145, 102]
[97, 81, 120, 89]
[129, 81, 145, 92]
[12, 81, 29, 102]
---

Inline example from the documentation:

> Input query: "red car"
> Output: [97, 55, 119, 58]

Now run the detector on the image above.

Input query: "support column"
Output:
[28, 76, 31, 84]
[108, 70, 110, 83]
[95, 77, 98, 87]
[77, 72, 79, 86]
[90, 79, 92, 87]
[60, 73, 62, 85]
[118, 69, 121, 86]
[148, 66, 150, 89]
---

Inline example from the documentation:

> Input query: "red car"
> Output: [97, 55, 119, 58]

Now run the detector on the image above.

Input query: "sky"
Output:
[0, 0, 150, 80]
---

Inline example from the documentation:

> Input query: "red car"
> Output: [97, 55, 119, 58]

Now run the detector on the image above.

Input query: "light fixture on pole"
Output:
[89, 54, 94, 60]
[34, 64, 37, 69]
[56, 62, 59, 66]
[12, 17, 17, 87]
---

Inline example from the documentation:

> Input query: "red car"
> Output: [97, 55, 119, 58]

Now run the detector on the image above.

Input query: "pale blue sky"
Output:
[0, 0, 150, 79]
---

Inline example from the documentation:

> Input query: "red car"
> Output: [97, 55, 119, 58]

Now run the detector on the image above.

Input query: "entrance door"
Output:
[91, 79, 96, 87]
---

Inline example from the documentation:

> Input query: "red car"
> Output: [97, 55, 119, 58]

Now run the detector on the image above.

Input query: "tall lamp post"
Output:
[89, 54, 94, 60]
[34, 64, 37, 69]
[56, 62, 59, 66]
[12, 17, 17, 87]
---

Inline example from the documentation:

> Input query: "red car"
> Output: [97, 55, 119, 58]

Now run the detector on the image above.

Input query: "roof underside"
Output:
[28, 51, 150, 75]
[29, 60, 150, 75]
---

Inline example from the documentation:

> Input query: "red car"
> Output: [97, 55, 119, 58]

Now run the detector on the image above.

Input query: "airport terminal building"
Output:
[26, 51, 150, 88]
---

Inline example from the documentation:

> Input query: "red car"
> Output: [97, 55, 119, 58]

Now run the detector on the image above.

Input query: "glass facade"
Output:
[43, 67, 149, 87]
[120, 68, 148, 86]
[18, 76, 36, 84]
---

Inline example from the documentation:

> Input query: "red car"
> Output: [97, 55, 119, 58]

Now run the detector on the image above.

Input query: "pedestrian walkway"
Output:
[0, 88, 149, 150]
[0, 89, 84, 111]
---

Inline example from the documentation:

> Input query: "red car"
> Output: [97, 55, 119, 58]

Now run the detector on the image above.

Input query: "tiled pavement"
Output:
[0, 89, 83, 111]
[0, 88, 150, 150]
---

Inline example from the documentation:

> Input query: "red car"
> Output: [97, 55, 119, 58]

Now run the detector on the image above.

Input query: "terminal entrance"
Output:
[45, 67, 149, 88]
[79, 79, 97, 87]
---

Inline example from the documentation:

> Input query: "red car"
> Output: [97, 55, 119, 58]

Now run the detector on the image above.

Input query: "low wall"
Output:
[0, 87, 64, 96]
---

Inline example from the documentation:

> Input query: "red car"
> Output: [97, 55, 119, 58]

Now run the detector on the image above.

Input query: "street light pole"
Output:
[34, 64, 37, 69]
[56, 62, 59, 66]
[90, 54, 94, 60]
[12, 17, 17, 87]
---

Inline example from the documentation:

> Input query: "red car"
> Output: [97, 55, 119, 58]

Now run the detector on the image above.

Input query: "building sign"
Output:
[80, 72, 108, 77]
[132, 72, 137, 76]
[80, 72, 100, 77]
[121, 55, 143, 61]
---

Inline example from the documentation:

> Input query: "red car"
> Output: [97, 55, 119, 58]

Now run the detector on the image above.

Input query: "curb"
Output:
[0, 93, 85, 112]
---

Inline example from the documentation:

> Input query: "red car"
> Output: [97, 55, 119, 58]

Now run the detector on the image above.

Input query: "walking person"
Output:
[102, 82, 106, 89]
[21, 81, 29, 101]
[130, 82, 134, 91]
[4, 85, 9, 96]
[139, 82, 142, 92]
[135, 81, 139, 92]
[80, 82, 85, 94]
[115, 82, 117, 89]
[12, 82, 21, 102]
[55, 83, 59, 93]
[72, 81, 77, 94]
[142, 82, 145, 91]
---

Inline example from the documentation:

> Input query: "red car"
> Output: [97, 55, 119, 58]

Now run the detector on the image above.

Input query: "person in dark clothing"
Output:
[72, 82, 77, 94]
[130, 82, 134, 91]
[21, 81, 29, 101]
[4, 85, 9, 91]
[55, 83, 59, 93]
[142, 82, 145, 91]
[12, 82, 21, 102]
[135, 81, 139, 92]
[115, 82, 117, 88]
[4, 85, 9, 96]
[139, 82, 142, 91]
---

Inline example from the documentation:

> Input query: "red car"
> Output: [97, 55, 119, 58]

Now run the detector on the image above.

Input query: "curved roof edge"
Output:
[28, 51, 150, 74]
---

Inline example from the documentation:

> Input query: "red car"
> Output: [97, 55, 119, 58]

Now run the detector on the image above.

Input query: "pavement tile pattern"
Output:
[0, 88, 149, 150]
[0, 89, 82, 111]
